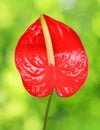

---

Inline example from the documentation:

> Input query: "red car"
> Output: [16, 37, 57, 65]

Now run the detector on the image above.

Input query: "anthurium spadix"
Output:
[15, 14, 88, 98]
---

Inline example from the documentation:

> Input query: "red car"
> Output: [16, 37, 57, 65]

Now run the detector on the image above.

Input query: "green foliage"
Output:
[0, 0, 100, 130]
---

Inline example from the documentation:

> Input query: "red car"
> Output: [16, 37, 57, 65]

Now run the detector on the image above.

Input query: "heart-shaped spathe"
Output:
[15, 15, 88, 98]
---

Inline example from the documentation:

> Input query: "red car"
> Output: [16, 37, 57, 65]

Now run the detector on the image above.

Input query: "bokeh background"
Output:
[0, 0, 100, 130]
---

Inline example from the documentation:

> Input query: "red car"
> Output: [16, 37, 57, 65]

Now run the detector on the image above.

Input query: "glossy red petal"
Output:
[55, 50, 88, 97]
[15, 19, 55, 97]
[15, 15, 88, 98]
[44, 15, 88, 97]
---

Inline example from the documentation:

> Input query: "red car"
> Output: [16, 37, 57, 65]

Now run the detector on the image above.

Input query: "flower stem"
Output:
[43, 92, 53, 130]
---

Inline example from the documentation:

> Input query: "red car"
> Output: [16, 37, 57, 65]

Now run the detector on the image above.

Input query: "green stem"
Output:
[43, 92, 53, 130]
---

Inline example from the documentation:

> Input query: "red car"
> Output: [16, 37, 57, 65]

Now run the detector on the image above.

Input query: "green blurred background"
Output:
[0, 0, 100, 130]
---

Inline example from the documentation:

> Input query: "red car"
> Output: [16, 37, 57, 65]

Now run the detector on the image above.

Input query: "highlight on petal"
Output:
[55, 50, 88, 97]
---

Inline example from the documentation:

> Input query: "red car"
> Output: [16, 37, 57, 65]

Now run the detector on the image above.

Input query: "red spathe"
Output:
[15, 15, 88, 98]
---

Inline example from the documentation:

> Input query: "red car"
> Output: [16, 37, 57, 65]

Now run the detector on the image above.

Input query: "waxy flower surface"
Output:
[15, 15, 88, 98]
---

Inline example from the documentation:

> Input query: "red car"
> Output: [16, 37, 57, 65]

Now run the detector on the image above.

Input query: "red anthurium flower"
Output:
[15, 14, 88, 98]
